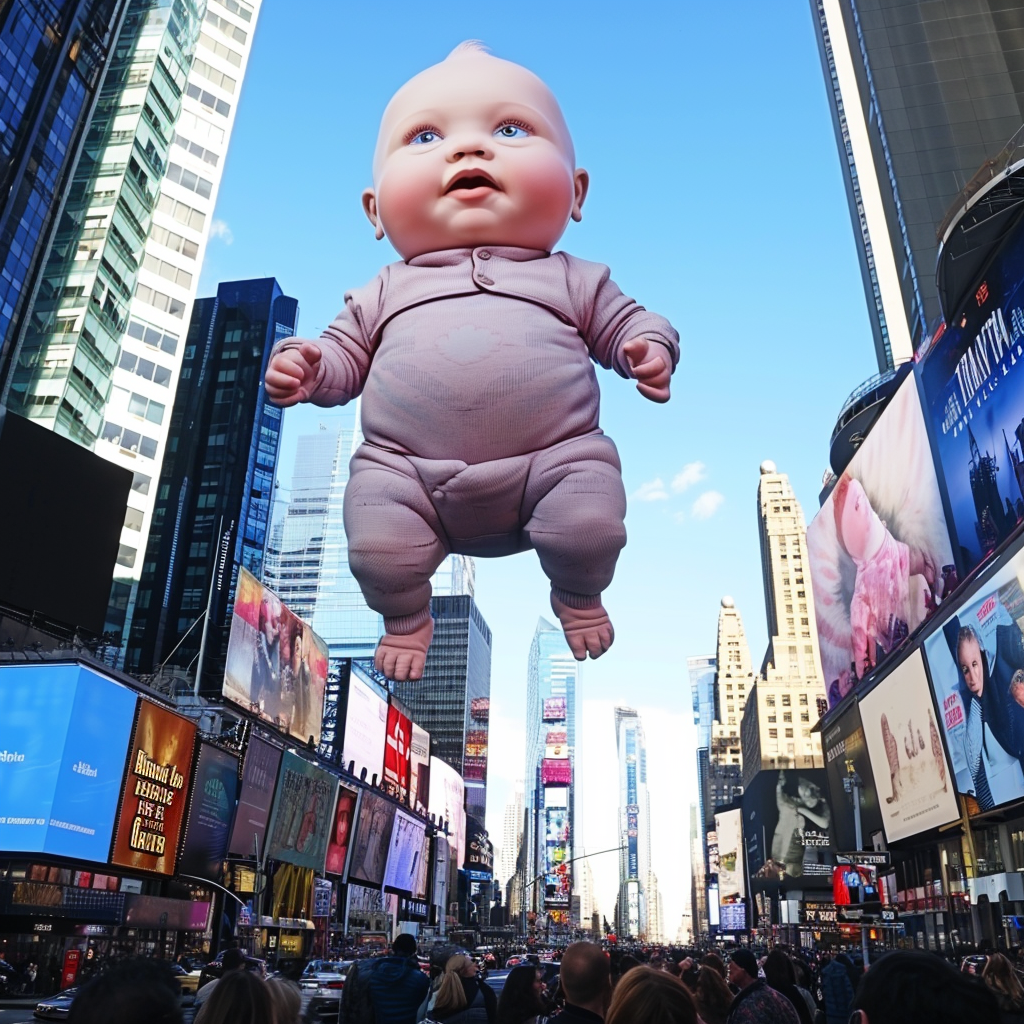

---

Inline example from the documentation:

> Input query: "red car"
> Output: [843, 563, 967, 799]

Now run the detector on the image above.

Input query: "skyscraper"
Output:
[614, 705, 651, 940]
[810, 1, 1024, 369]
[645, 869, 663, 944]
[708, 597, 750, 814]
[124, 277, 297, 692]
[689, 653, 717, 853]
[499, 783, 524, 889]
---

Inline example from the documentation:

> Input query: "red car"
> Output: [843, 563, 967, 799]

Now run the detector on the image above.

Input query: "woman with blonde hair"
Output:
[983, 953, 1024, 1022]
[421, 954, 496, 1023]
[605, 966, 697, 1024]
[266, 976, 302, 1024]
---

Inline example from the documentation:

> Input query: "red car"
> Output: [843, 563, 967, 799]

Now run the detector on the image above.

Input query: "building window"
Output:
[766, 695, 775, 707]
[785, 728, 794, 738]
[783, 712, 792, 723]
[769, 728, 777, 739]
[799, 694, 809, 705]
[781, 695, 791, 707]
[116, 544, 136, 568]
[124, 506, 144, 531]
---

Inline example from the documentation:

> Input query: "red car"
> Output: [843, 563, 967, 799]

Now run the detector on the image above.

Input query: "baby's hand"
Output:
[266, 342, 322, 406]
[623, 338, 671, 403]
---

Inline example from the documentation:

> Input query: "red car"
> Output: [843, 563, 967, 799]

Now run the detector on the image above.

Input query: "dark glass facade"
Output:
[812, 0, 1024, 368]
[124, 277, 295, 693]
[0, 0, 129, 396]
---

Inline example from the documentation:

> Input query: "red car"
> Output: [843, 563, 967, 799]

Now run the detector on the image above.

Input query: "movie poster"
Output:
[227, 735, 282, 857]
[923, 546, 1024, 811]
[324, 784, 359, 877]
[859, 650, 960, 842]
[807, 375, 955, 706]
[264, 752, 338, 873]
[348, 791, 396, 886]
[822, 702, 883, 852]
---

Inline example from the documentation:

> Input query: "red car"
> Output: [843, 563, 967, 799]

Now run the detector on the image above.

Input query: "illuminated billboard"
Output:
[0, 663, 137, 862]
[923, 548, 1024, 812]
[822, 702, 883, 852]
[324, 784, 359, 877]
[409, 723, 430, 815]
[227, 735, 282, 857]
[719, 901, 746, 932]
[543, 697, 567, 721]
[714, 808, 745, 902]
[807, 375, 955, 706]
[348, 791, 396, 886]
[264, 752, 338, 872]
[428, 756, 466, 870]
[178, 743, 239, 881]
[112, 700, 198, 876]
[383, 809, 426, 894]
[342, 670, 388, 784]
[384, 700, 412, 803]
[545, 730, 568, 758]
[541, 758, 572, 786]
[544, 805, 571, 908]
[223, 568, 328, 745]
[859, 650, 959, 841]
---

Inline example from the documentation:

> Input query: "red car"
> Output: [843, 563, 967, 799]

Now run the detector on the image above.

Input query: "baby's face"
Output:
[365, 53, 586, 259]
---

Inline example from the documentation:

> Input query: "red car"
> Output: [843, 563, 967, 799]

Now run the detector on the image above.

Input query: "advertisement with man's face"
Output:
[111, 701, 198, 875]
[807, 376, 955, 706]
[923, 546, 1024, 812]
[324, 784, 359, 877]
[342, 670, 388, 784]
[264, 752, 338, 873]
[348, 791, 396, 886]
[822, 702, 883, 852]
[743, 769, 834, 892]
[178, 743, 240, 881]
[0, 663, 137, 862]
[223, 567, 328, 746]
[227, 735, 282, 857]
[714, 808, 745, 903]
[920, 215, 1024, 572]
[860, 650, 960, 841]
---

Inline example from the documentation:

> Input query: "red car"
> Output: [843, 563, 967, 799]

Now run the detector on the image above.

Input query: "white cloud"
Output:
[631, 477, 669, 502]
[673, 510, 687, 525]
[671, 461, 706, 493]
[210, 218, 234, 245]
[691, 490, 725, 520]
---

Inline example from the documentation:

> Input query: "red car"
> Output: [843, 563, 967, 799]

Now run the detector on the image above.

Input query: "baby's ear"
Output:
[362, 188, 385, 240]
[571, 168, 589, 223]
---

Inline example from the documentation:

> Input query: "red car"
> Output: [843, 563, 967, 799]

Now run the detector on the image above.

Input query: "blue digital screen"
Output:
[0, 663, 138, 861]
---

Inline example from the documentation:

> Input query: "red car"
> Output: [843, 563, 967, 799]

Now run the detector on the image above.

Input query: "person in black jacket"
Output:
[556, 942, 612, 1024]
[343, 934, 429, 1024]
[763, 950, 813, 1024]
[982, 953, 1024, 1024]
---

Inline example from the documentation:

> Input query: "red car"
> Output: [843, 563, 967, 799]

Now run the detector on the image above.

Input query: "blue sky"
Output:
[198, 0, 880, 932]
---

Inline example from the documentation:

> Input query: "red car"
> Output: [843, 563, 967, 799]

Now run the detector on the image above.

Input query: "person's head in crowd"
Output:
[496, 965, 547, 1024]
[679, 963, 700, 993]
[695, 962, 734, 1022]
[392, 933, 418, 958]
[606, 967, 697, 1024]
[763, 949, 797, 992]
[983, 952, 1024, 1010]
[221, 947, 247, 974]
[851, 950, 998, 1024]
[727, 949, 760, 990]
[67, 958, 182, 1024]
[699, 952, 727, 979]
[195, 969, 276, 1024]
[432, 954, 477, 1015]
[791, 959, 812, 990]
[559, 942, 612, 1014]
[266, 977, 302, 1024]
[613, 954, 641, 982]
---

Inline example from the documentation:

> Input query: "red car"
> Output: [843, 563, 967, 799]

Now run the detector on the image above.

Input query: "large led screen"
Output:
[0, 663, 137, 862]
[223, 567, 328, 746]
[342, 670, 388, 784]
[920, 216, 1024, 572]
[822, 702, 883, 852]
[541, 758, 572, 785]
[348, 791, 396, 886]
[428, 756, 466, 869]
[178, 743, 239, 881]
[383, 809, 426, 894]
[227, 735, 282, 857]
[264, 752, 338, 872]
[409, 723, 430, 815]
[324, 784, 359, 877]
[384, 700, 412, 803]
[743, 769, 834, 892]
[714, 808, 745, 903]
[860, 650, 960, 841]
[543, 697, 567, 721]
[544, 805, 571, 908]
[923, 548, 1024, 811]
[112, 700, 198, 876]
[807, 375, 955, 706]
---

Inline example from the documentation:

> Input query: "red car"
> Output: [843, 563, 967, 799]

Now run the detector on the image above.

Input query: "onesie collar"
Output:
[407, 246, 550, 267]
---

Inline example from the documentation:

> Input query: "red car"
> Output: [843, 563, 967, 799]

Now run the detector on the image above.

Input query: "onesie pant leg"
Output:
[343, 445, 449, 632]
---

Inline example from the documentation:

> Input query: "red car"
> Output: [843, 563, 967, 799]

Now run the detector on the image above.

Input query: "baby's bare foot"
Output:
[375, 617, 434, 681]
[550, 593, 614, 661]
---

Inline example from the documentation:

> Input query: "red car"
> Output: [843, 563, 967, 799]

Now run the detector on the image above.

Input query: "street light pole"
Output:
[845, 759, 870, 970]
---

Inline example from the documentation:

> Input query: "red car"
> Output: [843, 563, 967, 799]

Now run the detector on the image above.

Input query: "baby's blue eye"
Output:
[409, 129, 442, 145]
[495, 123, 529, 139]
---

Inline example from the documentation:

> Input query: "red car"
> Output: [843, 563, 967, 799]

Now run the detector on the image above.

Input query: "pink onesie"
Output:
[271, 246, 680, 633]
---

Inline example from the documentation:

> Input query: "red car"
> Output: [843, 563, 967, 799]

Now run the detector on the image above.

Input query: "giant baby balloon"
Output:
[266, 42, 680, 681]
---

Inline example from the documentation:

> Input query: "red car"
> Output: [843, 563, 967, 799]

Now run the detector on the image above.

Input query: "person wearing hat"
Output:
[725, 949, 799, 1024]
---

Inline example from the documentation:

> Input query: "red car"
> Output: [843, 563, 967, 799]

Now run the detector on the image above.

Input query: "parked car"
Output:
[269, 956, 310, 982]
[299, 960, 354, 1022]
[33, 987, 78, 1020]
[0, 957, 20, 995]
[196, 950, 266, 991]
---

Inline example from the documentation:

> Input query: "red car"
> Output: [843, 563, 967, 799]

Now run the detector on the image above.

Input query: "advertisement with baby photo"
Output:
[922, 543, 1024, 813]
[807, 374, 956, 707]
[920, 213, 1024, 576]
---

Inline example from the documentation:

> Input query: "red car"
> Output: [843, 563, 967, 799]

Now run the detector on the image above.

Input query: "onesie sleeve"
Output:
[269, 268, 387, 407]
[559, 253, 680, 378]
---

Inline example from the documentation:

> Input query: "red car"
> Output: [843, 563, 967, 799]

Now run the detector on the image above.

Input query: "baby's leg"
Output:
[524, 437, 627, 660]
[344, 446, 448, 681]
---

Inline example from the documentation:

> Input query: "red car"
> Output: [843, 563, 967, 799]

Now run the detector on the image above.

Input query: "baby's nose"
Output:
[446, 132, 494, 161]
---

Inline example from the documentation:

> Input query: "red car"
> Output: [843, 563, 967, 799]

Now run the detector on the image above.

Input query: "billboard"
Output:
[920, 216, 1024, 573]
[466, 813, 493, 876]
[264, 752, 338, 872]
[342, 670, 388, 784]
[544, 805, 571, 908]
[223, 567, 328, 746]
[227, 735, 282, 857]
[178, 743, 239, 881]
[719, 900, 746, 932]
[807, 375, 955, 705]
[348, 791, 396, 886]
[860, 650, 960, 841]
[543, 697, 567, 721]
[707, 831, 719, 875]
[742, 769, 834, 892]
[715, 808, 745, 902]
[409, 723, 430, 815]
[541, 758, 572, 786]
[545, 730, 568, 757]
[627, 879, 640, 934]
[822, 702, 883, 852]
[383, 809, 426, 894]
[428, 756, 466, 869]
[112, 700, 197, 875]
[384, 700, 412, 803]
[0, 663, 137, 862]
[324, 784, 359, 877]
[923, 548, 1024, 811]
[464, 729, 488, 783]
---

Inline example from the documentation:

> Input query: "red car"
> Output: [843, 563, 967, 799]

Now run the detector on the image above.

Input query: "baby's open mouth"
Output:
[445, 172, 500, 193]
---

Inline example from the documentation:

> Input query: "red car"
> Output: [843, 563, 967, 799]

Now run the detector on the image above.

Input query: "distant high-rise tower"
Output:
[810, 1, 1024, 368]
[499, 783, 524, 889]
[645, 869, 663, 943]
[689, 803, 707, 942]
[614, 706, 651, 940]
[688, 653, 716, 857]
[708, 598, 750, 813]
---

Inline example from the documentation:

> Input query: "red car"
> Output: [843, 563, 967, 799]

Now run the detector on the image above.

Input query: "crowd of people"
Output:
[55, 935, 1024, 1024]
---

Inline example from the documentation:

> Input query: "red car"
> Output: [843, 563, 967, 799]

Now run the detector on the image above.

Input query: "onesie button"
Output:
[477, 275, 495, 286]
[477, 250, 491, 260]
[432, 489, 444, 500]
